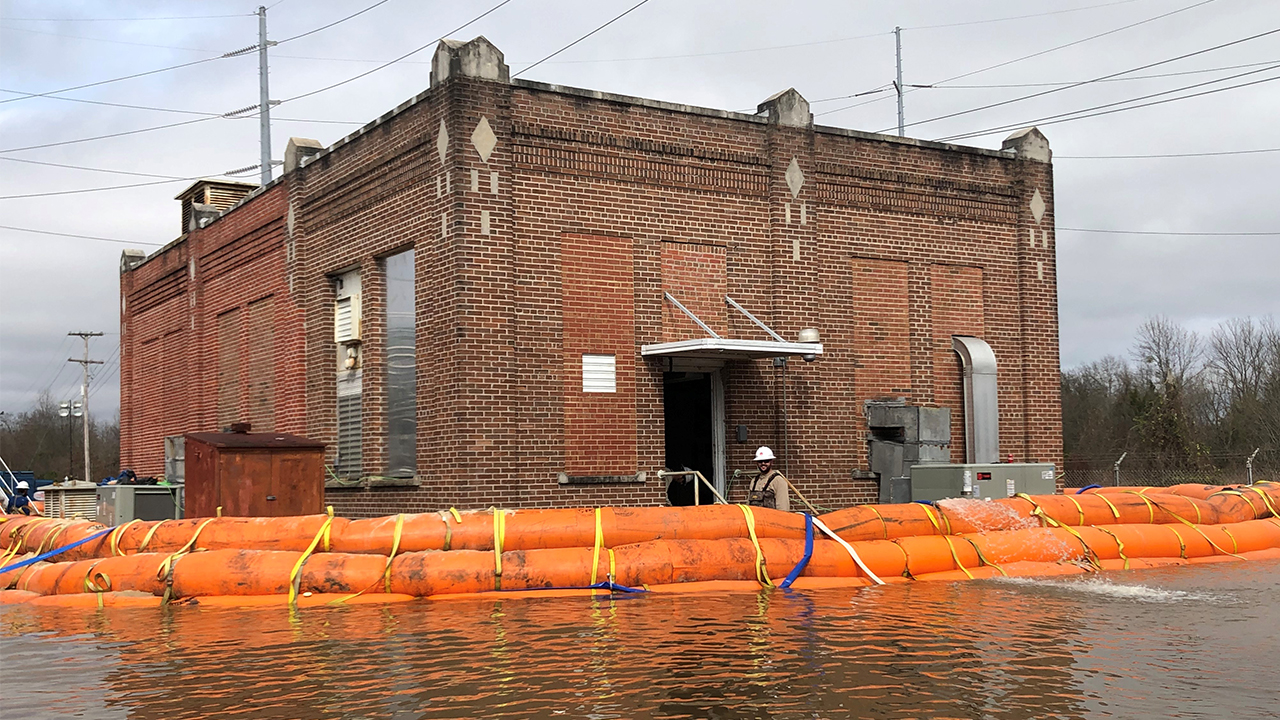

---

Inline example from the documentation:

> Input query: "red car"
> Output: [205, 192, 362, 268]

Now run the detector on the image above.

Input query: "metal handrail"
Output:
[657, 469, 728, 505]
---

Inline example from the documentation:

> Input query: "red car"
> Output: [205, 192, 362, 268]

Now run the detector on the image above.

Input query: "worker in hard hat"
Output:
[4, 481, 35, 516]
[747, 447, 789, 512]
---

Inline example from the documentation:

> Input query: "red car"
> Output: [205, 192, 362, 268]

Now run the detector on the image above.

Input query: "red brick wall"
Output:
[122, 72, 1062, 514]
[562, 233, 637, 475]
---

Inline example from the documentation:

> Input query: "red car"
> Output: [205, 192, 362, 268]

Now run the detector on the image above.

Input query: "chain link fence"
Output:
[1061, 450, 1276, 488]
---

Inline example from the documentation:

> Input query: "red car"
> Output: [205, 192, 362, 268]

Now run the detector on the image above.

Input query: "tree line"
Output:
[1062, 315, 1279, 486]
[0, 393, 120, 483]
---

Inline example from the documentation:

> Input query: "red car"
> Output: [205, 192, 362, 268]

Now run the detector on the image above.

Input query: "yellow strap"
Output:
[383, 514, 404, 593]
[37, 522, 70, 555]
[323, 505, 334, 551]
[962, 537, 1008, 577]
[1166, 525, 1188, 559]
[920, 504, 944, 534]
[1246, 486, 1280, 518]
[608, 548, 616, 583]
[1065, 494, 1086, 526]
[1094, 526, 1130, 570]
[492, 508, 505, 590]
[1221, 526, 1240, 554]
[138, 520, 167, 554]
[590, 508, 603, 586]
[1121, 491, 1156, 523]
[1027, 505, 1101, 570]
[736, 504, 773, 587]
[216, 506, 222, 517]
[1015, 493, 1050, 527]
[1153, 503, 1245, 560]
[942, 535, 974, 579]
[110, 519, 141, 556]
[83, 563, 111, 593]
[155, 517, 217, 589]
[1095, 493, 1122, 520]
[449, 507, 462, 523]
[890, 539, 915, 579]
[866, 505, 890, 540]
[287, 508, 335, 605]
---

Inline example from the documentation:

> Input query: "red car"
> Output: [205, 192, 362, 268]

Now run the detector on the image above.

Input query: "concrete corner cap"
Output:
[432, 36, 510, 87]
[757, 88, 812, 128]
[284, 137, 325, 173]
[120, 249, 147, 274]
[1002, 127, 1052, 162]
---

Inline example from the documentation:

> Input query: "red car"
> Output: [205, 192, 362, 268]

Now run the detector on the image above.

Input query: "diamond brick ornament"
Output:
[436, 120, 448, 164]
[1030, 188, 1046, 224]
[471, 116, 497, 163]
[785, 157, 804, 198]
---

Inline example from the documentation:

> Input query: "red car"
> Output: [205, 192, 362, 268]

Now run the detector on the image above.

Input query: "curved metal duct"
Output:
[951, 336, 999, 464]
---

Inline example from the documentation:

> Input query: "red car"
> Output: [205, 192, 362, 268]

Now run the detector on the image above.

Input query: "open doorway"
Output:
[663, 371, 723, 505]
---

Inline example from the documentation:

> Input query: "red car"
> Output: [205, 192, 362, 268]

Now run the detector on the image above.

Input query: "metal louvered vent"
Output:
[582, 354, 617, 393]
[334, 295, 361, 343]
[45, 486, 99, 519]
[335, 378, 363, 477]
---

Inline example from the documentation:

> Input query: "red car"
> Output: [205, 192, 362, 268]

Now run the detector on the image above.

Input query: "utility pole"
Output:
[894, 26, 905, 136]
[258, 6, 275, 186]
[67, 332, 103, 484]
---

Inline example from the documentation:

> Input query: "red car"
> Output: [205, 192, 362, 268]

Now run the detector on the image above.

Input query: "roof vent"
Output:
[175, 180, 258, 234]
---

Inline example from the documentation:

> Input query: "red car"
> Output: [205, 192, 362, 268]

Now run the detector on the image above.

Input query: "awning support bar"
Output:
[725, 296, 785, 342]
[664, 292, 721, 339]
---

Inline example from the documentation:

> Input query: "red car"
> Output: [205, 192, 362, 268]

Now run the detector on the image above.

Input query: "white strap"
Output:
[812, 516, 886, 586]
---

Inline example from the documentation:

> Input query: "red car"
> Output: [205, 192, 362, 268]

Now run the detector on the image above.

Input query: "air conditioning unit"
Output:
[334, 294, 362, 344]
[97, 485, 184, 526]
[42, 482, 100, 519]
[909, 463, 1057, 502]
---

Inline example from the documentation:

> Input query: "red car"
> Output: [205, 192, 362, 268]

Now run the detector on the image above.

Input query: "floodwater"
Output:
[2, 560, 1277, 719]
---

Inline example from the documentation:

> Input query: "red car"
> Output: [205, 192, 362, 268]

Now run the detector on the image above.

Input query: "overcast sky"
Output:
[2, 0, 1278, 423]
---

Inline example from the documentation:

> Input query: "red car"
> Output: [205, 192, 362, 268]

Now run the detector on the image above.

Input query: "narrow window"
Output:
[385, 250, 416, 477]
[582, 354, 617, 393]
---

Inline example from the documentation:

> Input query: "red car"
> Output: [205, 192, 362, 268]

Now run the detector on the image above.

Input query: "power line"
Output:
[902, 0, 1144, 30]
[912, 59, 1280, 89]
[0, 0, 402, 107]
[935, 64, 1280, 142]
[0, 178, 194, 200]
[880, 25, 1280, 134]
[0, 156, 186, 180]
[0, 225, 163, 247]
[1060, 227, 1280, 236]
[0, 117, 217, 153]
[0, 87, 367, 126]
[277, 0, 517, 105]
[275, 0, 394, 44]
[513, 0, 654, 78]
[816, 0, 1217, 118]
[3, 13, 252, 21]
[1058, 147, 1280, 159]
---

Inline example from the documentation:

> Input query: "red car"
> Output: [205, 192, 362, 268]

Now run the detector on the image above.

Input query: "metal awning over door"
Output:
[642, 294, 823, 361]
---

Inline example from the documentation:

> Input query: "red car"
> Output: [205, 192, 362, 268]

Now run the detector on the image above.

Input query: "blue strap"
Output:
[779, 513, 813, 589]
[1076, 484, 1103, 494]
[0, 526, 113, 575]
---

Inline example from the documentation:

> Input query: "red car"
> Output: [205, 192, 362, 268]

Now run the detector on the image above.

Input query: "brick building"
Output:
[119, 37, 1061, 517]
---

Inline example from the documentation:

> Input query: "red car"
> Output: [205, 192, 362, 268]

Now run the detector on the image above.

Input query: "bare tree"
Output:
[1132, 315, 1203, 393]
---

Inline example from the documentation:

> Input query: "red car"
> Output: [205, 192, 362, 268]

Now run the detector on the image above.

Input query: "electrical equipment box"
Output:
[185, 430, 326, 518]
[909, 463, 1057, 502]
[97, 485, 184, 526]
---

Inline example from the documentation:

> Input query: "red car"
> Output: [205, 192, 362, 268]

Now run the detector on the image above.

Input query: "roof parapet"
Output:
[431, 36, 509, 88]
[1002, 127, 1052, 162]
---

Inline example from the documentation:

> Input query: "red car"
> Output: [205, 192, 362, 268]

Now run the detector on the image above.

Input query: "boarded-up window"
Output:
[216, 309, 241, 427]
[582, 354, 617, 392]
[246, 295, 275, 431]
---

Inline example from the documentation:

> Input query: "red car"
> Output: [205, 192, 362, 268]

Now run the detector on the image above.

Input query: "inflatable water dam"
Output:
[2, 482, 1278, 609]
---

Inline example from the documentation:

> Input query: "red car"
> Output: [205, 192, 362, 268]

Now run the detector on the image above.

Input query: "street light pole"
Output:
[67, 332, 103, 483]
[58, 401, 83, 480]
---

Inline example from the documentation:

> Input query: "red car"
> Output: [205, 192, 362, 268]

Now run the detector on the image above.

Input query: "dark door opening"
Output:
[664, 372, 715, 505]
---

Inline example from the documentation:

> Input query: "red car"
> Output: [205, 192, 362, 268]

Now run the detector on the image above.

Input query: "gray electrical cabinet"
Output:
[909, 463, 1057, 502]
[97, 485, 184, 526]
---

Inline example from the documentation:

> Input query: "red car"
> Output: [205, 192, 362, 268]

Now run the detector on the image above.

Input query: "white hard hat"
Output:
[16, 481, 30, 490]
[754, 446, 776, 462]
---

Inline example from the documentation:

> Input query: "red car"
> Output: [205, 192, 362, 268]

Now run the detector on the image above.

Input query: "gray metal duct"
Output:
[951, 336, 999, 464]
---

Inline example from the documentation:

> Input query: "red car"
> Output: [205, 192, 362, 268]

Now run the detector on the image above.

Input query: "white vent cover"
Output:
[582, 354, 616, 393]
[335, 294, 362, 344]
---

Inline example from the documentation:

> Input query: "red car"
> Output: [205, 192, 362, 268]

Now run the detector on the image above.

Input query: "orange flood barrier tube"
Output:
[4, 484, 1279, 606]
